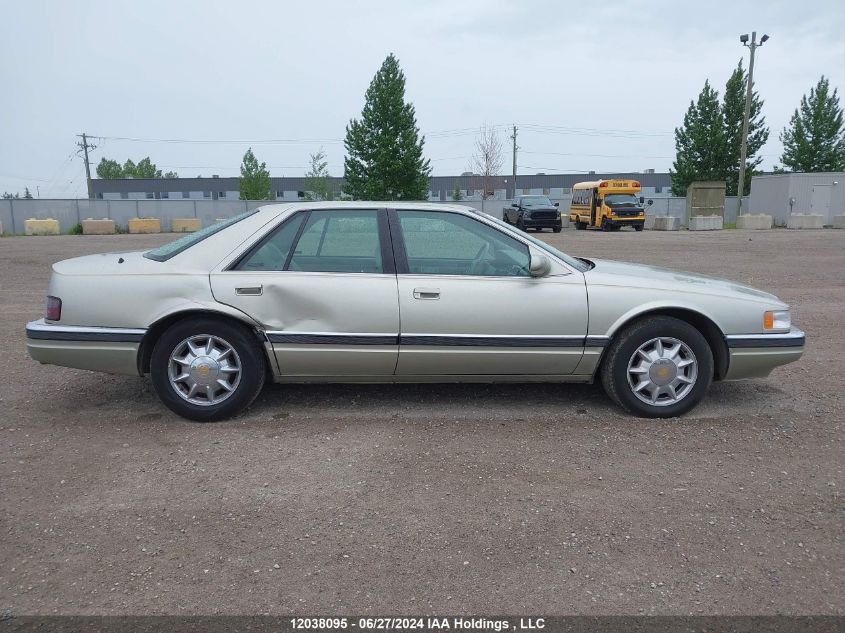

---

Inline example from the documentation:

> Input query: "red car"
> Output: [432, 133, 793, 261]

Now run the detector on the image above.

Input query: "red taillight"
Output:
[632, 180, 640, 188]
[45, 296, 62, 321]
[599, 181, 608, 187]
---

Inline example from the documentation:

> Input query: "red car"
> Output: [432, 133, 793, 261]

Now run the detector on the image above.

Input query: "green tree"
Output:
[239, 147, 272, 200]
[780, 76, 845, 172]
[23, 187, 33, 199]
[671, 80, 727, 196]
[96, 158, 124, 179]
[122, 159, 137, 178]
[97, 157, 172, 179]
[132, 157, 162, 178]
[304, 148, 333, 201]
[451, 181, 463, 200]
[2, 191, 19, 199]
[722, 59, 769, 195]
[343, 53, 431, 200]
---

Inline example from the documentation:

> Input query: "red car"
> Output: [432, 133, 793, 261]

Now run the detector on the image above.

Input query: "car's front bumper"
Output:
[723, 327, 805, 379]
[26, 318, 145, 376]
[522, 216, 562, 228]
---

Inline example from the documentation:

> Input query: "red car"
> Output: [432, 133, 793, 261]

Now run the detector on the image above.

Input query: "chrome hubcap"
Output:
[168, 335, 241, 406]
[626, 336, 698, 407]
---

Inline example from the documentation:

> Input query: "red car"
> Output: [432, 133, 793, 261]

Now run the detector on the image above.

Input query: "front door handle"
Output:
[236, 285, 263, 296]
[413, 287, 440, 300]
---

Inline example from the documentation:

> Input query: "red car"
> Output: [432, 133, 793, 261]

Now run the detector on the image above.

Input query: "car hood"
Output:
[51, 250, 162, 276]
[524, 206, 557, 212]
[584, 258, 784, 306]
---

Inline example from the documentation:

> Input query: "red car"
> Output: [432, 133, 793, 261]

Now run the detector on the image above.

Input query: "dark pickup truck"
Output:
[502, 195, 562, 232]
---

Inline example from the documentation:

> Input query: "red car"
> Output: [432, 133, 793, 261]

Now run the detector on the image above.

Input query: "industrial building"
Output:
[749, 172, 844, 226]
[90, 172, 674, 202]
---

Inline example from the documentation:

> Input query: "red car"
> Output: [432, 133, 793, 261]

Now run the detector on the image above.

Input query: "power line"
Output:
[521, 149, 673, 159]
[519, 123, 673, 138]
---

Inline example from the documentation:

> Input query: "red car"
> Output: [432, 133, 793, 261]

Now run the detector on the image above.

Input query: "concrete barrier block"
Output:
[737, 214, 773, 230]
[171, 218, 202, 233]
[689, 215, 724, 231]
[787, 213, 824, 229]
[24, 218, 60, 236]
[82, 218, 116, 235]
[644, 215, 656, 230]
[832, 215, 845, 229]
[653, 216, 680, 231]
[128, 218, 161, 234]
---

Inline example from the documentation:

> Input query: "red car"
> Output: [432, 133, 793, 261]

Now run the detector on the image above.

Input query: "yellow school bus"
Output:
[569, 179, 649, 231]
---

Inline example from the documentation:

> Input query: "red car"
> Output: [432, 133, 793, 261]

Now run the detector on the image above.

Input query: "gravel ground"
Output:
[0, 229, 842, 616]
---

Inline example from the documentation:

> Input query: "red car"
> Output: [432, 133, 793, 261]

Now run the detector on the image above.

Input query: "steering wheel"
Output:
[469, 241, 494, 275]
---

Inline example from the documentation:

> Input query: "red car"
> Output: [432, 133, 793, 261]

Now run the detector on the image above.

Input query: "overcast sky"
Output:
[1, 0, 843, 197]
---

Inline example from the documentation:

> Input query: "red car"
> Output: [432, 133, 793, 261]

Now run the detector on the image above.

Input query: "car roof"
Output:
[251, 201, 478, 215]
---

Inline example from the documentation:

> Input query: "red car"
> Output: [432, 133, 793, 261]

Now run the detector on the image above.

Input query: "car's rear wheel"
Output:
[553, 226, 562, 233]
[600, 316, 713, 418]
[150, 318, 266, 422]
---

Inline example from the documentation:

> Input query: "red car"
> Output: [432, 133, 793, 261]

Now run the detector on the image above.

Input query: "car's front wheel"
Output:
[150, 318, 266, 422]
[600, 316, 713, 418]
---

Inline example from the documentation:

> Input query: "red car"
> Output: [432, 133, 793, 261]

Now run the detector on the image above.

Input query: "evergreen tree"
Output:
[239, 148, 272, 200]
[305, 149, 333, 201]
[451, 181, 463, 200]
[722, 59, 769, 195]
[344, 54, 431, 200]
[23, 187, 33, 199]
[780, 76, 845, 172]
[671, 81, 727, 196]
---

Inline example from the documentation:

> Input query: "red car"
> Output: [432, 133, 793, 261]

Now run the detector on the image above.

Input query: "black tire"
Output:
[517, 218, 526, 231]
[634, 224, 644, 232]
[600, 316, 713, 418]
[150, 318, 266, 422]
[575, 221, 585, 231]
[553, 226, 562, 233]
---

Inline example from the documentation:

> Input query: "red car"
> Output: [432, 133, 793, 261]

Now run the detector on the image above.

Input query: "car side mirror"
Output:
[554, 202, 559, 207]
[647, 199, 653, 206]
[529, 252, 551, 277]
[639, 196, 645, 204]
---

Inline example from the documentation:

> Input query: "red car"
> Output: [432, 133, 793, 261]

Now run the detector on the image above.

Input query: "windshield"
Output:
[604, 194, 640, 207]
[478, 213, 591, 273]
[144, 210, 258, 261]
[521, 196, 554, 207]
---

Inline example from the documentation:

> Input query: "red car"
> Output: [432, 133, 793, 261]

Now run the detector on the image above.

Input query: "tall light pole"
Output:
[737, 31, 768, 216]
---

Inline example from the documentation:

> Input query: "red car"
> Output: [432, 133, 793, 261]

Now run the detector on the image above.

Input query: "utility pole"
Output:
[737, 31, 768, 216]
[76, 132, 97, 199]
[510, 125, 518, 200]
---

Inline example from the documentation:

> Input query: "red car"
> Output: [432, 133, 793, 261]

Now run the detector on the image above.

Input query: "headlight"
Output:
[764, 310, 790, 331]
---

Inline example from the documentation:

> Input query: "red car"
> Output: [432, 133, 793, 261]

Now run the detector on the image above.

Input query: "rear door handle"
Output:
[413, 287, 440, 300]
[236, 285, 263, 296]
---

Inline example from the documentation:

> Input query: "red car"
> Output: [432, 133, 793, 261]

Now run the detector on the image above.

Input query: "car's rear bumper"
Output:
[25, 318, 144, 376]
[723, 327, 805, 379]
